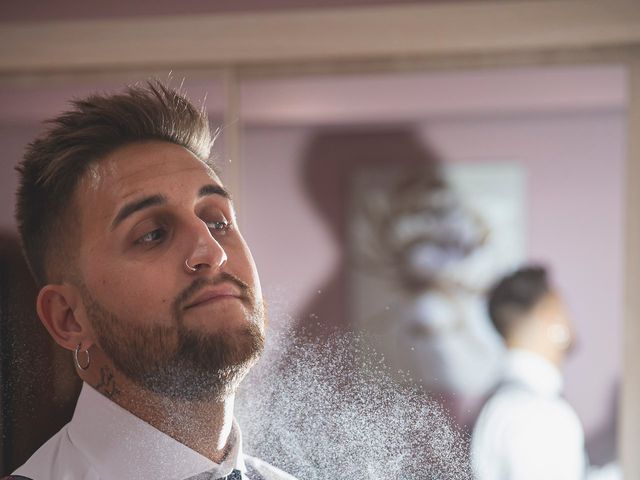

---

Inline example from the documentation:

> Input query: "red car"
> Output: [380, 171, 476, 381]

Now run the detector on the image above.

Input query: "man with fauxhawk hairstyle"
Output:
[10, 81, 296, 480]
[471, 265, 601, 480]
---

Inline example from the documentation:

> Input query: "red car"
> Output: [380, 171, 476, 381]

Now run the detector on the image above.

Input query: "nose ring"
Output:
[185, 259, 198, 273]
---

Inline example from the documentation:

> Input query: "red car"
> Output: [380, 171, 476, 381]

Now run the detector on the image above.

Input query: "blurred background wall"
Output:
[1, 0, 638, 476]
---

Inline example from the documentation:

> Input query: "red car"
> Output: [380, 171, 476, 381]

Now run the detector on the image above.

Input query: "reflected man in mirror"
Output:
[471, 265, 620, 480]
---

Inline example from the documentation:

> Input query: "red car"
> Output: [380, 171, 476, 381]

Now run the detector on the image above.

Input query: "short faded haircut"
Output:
[487, 265, 551, 339]
[15, 80, 213, 287]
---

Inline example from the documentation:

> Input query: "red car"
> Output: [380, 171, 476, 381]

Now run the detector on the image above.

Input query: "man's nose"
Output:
[184, 219, 228, 273]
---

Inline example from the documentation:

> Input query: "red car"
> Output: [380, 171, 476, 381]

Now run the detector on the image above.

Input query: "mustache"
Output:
[173, 272, 253, 313]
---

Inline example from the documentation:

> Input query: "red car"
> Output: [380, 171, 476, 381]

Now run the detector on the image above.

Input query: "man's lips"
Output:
[183, 284, 242, 309]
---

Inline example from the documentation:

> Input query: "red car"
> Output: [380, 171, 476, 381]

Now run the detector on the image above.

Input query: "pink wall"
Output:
[420, 112, 625, 440]
[239, 109, 625, 458]
[235, 68, 625, 455]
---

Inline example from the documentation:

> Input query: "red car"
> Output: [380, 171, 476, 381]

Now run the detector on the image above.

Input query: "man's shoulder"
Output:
[488, 385, 577, 418]
[244, 455, 299, 480]
[477, 384, 583, 445]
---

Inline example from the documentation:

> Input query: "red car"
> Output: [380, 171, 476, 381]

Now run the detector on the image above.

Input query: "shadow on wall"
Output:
[295, 127, 442, 340]
[0, 232, 81, 475]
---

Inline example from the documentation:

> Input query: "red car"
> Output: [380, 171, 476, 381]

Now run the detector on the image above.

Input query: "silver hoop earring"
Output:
[547, 323, 571, 350]
[185, 259, 198, 273]
[74, 344, 91, 371]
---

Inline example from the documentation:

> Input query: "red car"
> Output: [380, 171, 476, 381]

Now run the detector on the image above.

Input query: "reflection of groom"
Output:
[472, 265, 587, 480]
[10, 82, 296, 479]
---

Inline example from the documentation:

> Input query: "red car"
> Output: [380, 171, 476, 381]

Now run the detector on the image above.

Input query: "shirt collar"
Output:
[68, 382, 246, 479]
[502, 348, 563, 397]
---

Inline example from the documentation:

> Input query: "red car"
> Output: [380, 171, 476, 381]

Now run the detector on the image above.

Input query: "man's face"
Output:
[538, 292, 577, 354]
[73, 141, 265, 400]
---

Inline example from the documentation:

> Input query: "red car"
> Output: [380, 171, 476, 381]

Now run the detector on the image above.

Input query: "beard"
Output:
[81, 273, 266, 402]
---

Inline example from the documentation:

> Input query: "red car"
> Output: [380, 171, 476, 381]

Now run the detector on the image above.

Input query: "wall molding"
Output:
[0, 1, 639, 76]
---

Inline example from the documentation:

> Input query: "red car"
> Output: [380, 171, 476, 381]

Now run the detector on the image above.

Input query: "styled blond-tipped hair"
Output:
[15, 80, 214, 286]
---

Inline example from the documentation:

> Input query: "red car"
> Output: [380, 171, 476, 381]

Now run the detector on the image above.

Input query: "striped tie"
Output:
[222, 470, 243, 480]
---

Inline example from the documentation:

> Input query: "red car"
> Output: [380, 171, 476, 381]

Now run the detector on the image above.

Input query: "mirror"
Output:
[237, 64, 625, 469]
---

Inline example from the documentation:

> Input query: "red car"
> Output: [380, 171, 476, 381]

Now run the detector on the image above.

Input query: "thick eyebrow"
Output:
[110, 184, 230, 231]
[110, 194, 167, 231]
[199, 183, 231, 200]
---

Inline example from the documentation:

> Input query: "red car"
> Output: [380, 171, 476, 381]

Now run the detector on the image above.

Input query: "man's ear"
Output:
[36, 284, 91, 351]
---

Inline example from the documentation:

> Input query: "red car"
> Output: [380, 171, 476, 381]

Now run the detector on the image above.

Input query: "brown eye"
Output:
[207, 220, 232, 236]
[135, 228, 167, 245]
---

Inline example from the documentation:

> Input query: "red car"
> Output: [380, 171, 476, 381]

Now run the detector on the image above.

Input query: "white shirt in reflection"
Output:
[13, 382, 296, 480]
[471, 349, 588, 480]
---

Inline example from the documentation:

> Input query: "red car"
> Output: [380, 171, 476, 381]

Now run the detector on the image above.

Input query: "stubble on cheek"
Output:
[83, 288, 181, 372]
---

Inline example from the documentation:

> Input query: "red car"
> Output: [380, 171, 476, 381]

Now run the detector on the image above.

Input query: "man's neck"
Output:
[84, 361, 235, 463]
[506, 338, 563, 368]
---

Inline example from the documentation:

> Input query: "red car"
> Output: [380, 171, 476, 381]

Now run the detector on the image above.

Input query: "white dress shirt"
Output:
[14, 382, 296, 480]
[471, 349, 587, 480]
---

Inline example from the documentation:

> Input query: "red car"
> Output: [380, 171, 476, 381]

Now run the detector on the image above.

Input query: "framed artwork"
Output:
[349, 162, 525, 412]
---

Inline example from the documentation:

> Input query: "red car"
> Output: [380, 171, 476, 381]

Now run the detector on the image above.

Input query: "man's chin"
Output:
[180, 320, 264, 374]
[124, 326, 264, 402]
[183, 300, 264, 332]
